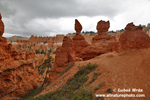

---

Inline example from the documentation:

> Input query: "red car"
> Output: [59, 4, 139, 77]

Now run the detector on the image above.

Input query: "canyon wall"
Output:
[0, 14, 44, 98]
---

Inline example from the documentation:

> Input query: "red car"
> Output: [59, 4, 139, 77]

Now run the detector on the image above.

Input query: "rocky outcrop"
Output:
[0, 14, 44, 98]
[0, 13, 4, 37]
[78, 20, 119, 60]
[48, 36, 76, 82]
[78, 41, 118, 60]
[54, 36, 76, 71]
[119, 22, 150, 50]
[72, 19, 89, 56]
[0, 37, 44, 98]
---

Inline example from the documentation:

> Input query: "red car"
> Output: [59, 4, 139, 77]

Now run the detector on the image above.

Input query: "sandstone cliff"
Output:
[72, 19, 89, 57]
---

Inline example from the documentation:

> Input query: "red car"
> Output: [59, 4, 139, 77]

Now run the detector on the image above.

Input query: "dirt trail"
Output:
[39, 48, 150, 100]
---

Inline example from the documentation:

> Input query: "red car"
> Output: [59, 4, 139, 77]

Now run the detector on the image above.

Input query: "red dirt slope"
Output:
[38, 48, 150, 100]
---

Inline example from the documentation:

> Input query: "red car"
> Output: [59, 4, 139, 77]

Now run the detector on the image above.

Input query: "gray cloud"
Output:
[0, 0, 150, 37]
[2, 0, 124, 19]
[0, 1, 16, 18]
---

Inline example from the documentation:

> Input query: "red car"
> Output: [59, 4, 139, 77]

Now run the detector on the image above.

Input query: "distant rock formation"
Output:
[28, 35, 64, 43]
[0, 13, 4, 37]
[28, 35, 64, 49]
[72, 19, 89, 56]
[119, 22, 150, 50]
[6, 36, 29, 43]
[0, 14, 44, 98]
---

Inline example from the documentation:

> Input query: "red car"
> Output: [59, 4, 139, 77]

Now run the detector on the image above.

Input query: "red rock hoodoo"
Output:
[119, 22, 150, 50]
[75, 19, 82, 35]
[78, 20, 119, 60]
[48, 36, 76, 82]
[72, 19, 89, 56]
[92, 20, 116, 43]
[97, 20, 110, 35]
[55, 36, 76, 69]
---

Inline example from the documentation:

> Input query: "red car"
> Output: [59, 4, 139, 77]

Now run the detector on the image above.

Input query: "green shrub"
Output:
[107, 88, 113, 93]
[72, 88, 93, 100]
[75, 63, 98, 77]
[35, 50, 40, 54]
[89, 72, 101, 84]
[66, 63, 98, 90]
[92, 97, 104, 100]
[53, 50, 56, 54]
[47, 48, 53, 55]
[17, 63, 98, 100]
[59, 62, 75, 76]
[39, 69, 45, 75]
[66, 75, 89, 90]
[38, 56, 54, 75]
[41, 50, 46, 55]
[16, 87, 45, 100]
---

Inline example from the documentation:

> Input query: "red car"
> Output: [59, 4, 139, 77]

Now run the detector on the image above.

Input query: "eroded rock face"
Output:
[54, 36, 76, 70]
[73, 19, 89, 56]
[78, 20, 119, 60]
[119, 22, 150, 50]
[0, 13, 4, 37]
[0, 14, 44, 98]
[0, 38, 44, 98]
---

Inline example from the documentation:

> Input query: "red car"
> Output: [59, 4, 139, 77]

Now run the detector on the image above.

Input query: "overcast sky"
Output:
[1, 0, 150, 37]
